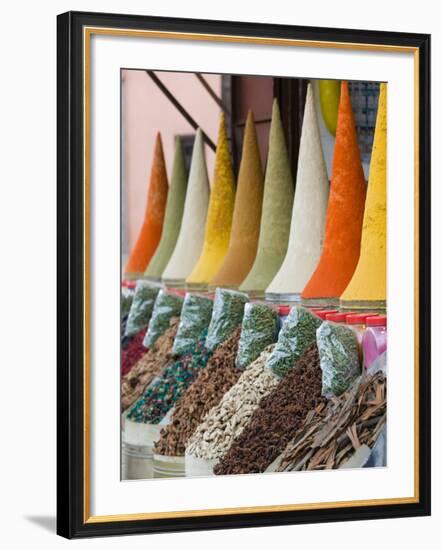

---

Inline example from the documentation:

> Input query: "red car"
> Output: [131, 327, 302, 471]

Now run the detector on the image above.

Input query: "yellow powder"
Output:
[186, 113, 236, 287]
[340, 83, 387, 309]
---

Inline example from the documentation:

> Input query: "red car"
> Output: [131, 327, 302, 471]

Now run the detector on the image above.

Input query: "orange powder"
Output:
[301, 81, 366, 302]
[124, 133, 169, 277]
[210, 111, 264, 287]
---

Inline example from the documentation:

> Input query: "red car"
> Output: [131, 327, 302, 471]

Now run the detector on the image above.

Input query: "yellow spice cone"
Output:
[186, 113, 236, 287]
[340, 83, 387, 309]
[210, 111, 264, 287]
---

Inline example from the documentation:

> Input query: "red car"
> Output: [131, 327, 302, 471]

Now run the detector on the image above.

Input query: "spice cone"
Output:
[340, 83, 387, 309]
[239, 98, 294, 296]
[124, 133, 168, 277]
[301, 81, 366, 303]
[211, 111, 264, 287]
[144, 137, 188, 279]
[162, 129, 210, 285]
[186, 114, 236, 287]
[319, 80, 341, 135]
[266, 84, 329, 297]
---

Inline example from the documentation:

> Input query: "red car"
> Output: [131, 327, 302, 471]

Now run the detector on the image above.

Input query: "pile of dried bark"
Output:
[276, 371, 386, 472]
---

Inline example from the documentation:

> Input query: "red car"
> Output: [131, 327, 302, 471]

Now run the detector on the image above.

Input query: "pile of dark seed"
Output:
[214, 344, 324, 475]
[154, 327, 242, 456]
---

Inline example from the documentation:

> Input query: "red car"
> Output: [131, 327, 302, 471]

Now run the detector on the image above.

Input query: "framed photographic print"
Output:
[57, 10, 431, 539]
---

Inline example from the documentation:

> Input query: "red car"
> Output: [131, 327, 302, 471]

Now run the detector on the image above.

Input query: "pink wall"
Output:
[122, 70, 222, 256]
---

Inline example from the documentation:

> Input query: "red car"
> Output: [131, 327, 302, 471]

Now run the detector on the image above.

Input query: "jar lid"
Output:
[278, 305, 291, 315]
[346, 313, 376, 325]
[314, 309, 338, 320]
[326, 312, 348, 322]
[366, 315, 387, 326]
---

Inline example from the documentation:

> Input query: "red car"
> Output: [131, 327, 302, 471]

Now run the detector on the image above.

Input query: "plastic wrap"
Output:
[235, 302, 278, 370]
[143, 290, 184, 348]
[121, 287, 135, 318]
[125, 280, 161, 337]
[266, 306, 322, 378]
[205, 288, 249, 352]
[316, 321, 361, 397]
[172, 293, 213, 355]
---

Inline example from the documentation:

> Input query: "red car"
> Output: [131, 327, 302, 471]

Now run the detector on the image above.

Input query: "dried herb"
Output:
[266, 306, 321, 377]
[214, 345, 323, 475]
[235, 302, 278, 370]
[121, 327, 148, 376]
[317, 321, 360, 396]
[172, 294, 213, 355]
[205, 288, 249, 352]
[125, 280, 161, 337]
[143, 290, 184, 348]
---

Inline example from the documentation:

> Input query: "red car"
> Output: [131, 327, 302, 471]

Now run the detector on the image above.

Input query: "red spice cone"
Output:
[301, 81, 366, 301]
[124, 133, 169, 276]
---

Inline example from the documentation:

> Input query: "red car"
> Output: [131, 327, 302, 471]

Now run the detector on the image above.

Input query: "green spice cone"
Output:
[145, 137, 188, 279]
[240, 99, 295, 296]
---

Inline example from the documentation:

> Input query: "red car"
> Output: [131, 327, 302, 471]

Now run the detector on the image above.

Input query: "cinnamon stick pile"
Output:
[276, 371, 386, 472]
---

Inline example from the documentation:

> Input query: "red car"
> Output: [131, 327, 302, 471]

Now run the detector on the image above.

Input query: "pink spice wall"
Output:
[122, 70, 222, 259]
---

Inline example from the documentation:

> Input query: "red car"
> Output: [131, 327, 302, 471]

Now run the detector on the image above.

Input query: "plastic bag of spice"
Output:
[266, 306, 322, 378]
[235, 302, 278, 370]
[121, 286, 134, 319]
[172, 293, 214, 355]
[125, 280, 161, 337]
[143, 289, 184, 348]
[316, 321, 360, 397]
[205, 288, 249, 352]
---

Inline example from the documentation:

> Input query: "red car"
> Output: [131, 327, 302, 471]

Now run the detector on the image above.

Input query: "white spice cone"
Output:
[162, 129, 210, 284]
[266, 84, 329, 297]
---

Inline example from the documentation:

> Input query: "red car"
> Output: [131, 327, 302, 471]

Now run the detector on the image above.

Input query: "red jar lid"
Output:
[122, 280, 136, 289]
[366, 315, 387, 327]
[346, 313, 376, 325]
[314, 309, 338, 320]
[278, 305, 291, 316]
[326, 312, 349, 322]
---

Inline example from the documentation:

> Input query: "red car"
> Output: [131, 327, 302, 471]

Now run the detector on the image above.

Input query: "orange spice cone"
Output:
[124, 133, 169, 277]
[210, 111, 264, 287]
[301, 81, 367, 305]
[186, 113, 236, 288]
[340, 83, 387, 310]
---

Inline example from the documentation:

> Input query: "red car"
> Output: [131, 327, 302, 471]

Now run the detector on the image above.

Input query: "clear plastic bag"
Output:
[143, 290, 184, 348]
[121, 286, 135, 318]
[266, 306, 322, 378]
[235, 302, 278, 370]
[125, 280, 161, 337]
[172, 293, 213, 355]
[205, 288, 249, 352]
[316, 321, 361, 397]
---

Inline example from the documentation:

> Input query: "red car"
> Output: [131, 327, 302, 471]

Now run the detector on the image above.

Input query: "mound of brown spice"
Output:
[154, 327, 242, 456]
[121, 317, 179, 412]
[214, 344, 323, 475]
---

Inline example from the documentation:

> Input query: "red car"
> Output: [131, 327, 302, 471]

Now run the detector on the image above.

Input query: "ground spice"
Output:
[186, 346, 279, 461]
[186, 115, 236, 287]
[319, 80, 341, 135]
[235, 302, 279, 370]
[240, 99, 294, 296]
[340, 83, 387, 308]
[301, 81, 367, 302]
[154, 327, 242, 456]
[266, 306, 321, 378]
[144, 137, 188, 279]
[143, 290, 184, 348]
[121, 327, 148, 376]
[127, 329, 212, 424]
[266, 85, 329, 297]
[172, 293, 213, 356]
[205, 288, 249, 352]
[121, 318, 179, 412]
[124, 133, 169, 277]
[214, 345, 323, 475]
[162, 129, 211, 286]
[211, 111, 264, 287]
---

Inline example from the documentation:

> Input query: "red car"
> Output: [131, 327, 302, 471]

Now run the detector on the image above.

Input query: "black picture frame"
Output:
[57, 10, 431, 539]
